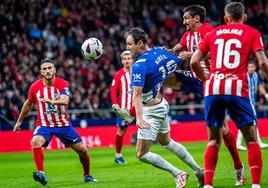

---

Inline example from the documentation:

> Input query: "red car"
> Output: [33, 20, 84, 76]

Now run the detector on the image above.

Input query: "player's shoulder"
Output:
[55, 77, 68, 85]
[30, 79, 43, 89]
[200, 22, 214, 32]
[114, 68, 125, 76]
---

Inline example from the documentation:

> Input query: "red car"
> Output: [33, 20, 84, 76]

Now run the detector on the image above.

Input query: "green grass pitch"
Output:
[0, 141, 267, 188]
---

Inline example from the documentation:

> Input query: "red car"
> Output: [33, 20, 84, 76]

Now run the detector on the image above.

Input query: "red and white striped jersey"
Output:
[28, 77, 71, 127]
[110, 68, 133, 109]
[198, 24, 264, 97]
[180, 23, 213, 76]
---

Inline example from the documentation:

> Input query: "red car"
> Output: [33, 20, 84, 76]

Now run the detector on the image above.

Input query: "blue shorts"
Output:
[33, 126, 83, 147]
[174, 70, 203, 96]
[116, 117, 128, 128]
[204, 95, 256, 128]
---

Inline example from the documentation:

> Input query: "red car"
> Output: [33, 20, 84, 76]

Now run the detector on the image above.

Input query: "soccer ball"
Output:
[81, 38, 103, 60]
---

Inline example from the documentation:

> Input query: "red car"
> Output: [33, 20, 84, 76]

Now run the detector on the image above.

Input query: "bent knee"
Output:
[31, 138, 44, 148]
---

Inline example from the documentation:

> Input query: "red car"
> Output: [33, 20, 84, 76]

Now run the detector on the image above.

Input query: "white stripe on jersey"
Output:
[135, 59, 146, 63]
[44, 87, 55, 127]
[194, 32, 199, 47]
[37, 90, 46, 126]
[225, 79, 232, 95]
[236, 80, 242, 96]
[126, 72, 132, 109]
[51, 87, 62, 127]
[213, 79, 220, 95]
[60, 105, 69, 126]
[121, 76, 126, 109]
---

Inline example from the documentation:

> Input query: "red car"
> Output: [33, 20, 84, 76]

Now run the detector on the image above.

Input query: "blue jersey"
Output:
[132, 47, 182, 103]
[248, 72, 260, 104]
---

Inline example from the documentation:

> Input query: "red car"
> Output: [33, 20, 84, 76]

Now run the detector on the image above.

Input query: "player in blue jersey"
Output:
[236, 61, 268, 150]
[125, 27, 204, 188]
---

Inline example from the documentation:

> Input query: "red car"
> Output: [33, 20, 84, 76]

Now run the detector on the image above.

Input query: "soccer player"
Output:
[190, 2, 268, 187]
[13, 58, 97, 185]
[125, 27, 204, 188]
[110, 50, 134, 164]
[165, 5, 245, 186]
[236, 61, 268, 150]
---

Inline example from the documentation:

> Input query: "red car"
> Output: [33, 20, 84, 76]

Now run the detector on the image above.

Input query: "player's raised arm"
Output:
[190, 49, 207, 82]
[255, 50, 268, 80]
[13, 99, 33, 132]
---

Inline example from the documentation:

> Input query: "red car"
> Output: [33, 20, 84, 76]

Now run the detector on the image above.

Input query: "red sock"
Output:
[33, 148, 44, 172]
[79, 154, 90, 176]
[204, 145, 219, 186]
[115, 135, 123, 154]
[223, 131, 243, 169]
[129, 106, 136, 117]
[248, 143, 262, 184]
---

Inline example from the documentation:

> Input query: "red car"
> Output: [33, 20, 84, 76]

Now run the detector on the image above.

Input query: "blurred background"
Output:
[1, 0, 268, 131]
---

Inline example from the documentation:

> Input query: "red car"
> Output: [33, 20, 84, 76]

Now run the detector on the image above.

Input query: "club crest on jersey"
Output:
[133, 73, 141, 80]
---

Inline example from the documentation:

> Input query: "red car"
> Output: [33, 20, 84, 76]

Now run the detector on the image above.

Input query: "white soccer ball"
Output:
[81, 38, 103, 60]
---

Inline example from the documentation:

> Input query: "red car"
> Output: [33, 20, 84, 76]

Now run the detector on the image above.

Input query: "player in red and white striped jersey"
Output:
[110, 50, 133, 164]
[164, 5, 245, 186]
[13, 58, 97, 185]
[191, 2, 268, 187]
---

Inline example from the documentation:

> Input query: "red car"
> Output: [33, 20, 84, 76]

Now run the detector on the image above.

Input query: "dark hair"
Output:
[224, 2, 245, 20]
[40, 58, 55, 67]
[125, 27, 148, 44]
[183, 5, 206, 23]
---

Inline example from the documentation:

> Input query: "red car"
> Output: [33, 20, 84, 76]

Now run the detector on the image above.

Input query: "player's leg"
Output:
[55, 126, 97, 182]
[203, 96, 226, 187]
[236, 130, 247, 150]
[157, 132, 201, 187]
[222, 119, 245, 186]
[138, 100, 186, 187]
[31, 126, 50, 185]
[114, 118, 127, 164]
[228, 96, 262, 187]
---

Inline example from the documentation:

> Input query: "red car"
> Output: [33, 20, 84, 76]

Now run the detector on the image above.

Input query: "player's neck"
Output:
[192, 22, 203, 32]
[43, 77, 55, 86]
[123, 67, 131, 72]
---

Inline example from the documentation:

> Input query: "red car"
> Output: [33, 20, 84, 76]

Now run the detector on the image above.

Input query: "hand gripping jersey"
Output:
[198, 24, 264, 97]
[110, 68, 132, 109]
[28, 77, 71, 127]
[131, 47, 182, 103]
[180, 23, 214, 76]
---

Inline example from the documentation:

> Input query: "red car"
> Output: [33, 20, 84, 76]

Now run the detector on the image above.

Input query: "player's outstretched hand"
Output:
[39, 98, 53, 104]
[13, 122, 21, 133]
[136, 118, 150, 129]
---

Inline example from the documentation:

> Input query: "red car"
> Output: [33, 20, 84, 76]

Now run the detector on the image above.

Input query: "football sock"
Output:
[129, 106, 136, 117]
[204, 145, 219, 186]
[163, 139, 201, 171]
[115, 135, 123, 154]
[139, 152, 182, 176]
[79, 154, 90, 176]
[223, 131, 243, 169]
[236, 130, 244, 146]
[248, 143, 262, 184]
[33, 148, 44, 172]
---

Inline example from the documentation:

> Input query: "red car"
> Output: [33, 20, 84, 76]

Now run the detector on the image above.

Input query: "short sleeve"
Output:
[131, 63, 146, 87]
[179, 32, 188, 48]
[252, 29, 265, 53]
[59, 80, 71, 97]
[27, 85, 36, 102]
[197, 32, 211, 55]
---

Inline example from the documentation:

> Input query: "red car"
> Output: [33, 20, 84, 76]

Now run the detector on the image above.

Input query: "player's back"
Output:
[200, 23, 264, 97]
[132, 47, 181, 103]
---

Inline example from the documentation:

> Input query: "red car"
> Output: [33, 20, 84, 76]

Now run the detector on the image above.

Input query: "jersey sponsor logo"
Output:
[133, 73, 141, 80]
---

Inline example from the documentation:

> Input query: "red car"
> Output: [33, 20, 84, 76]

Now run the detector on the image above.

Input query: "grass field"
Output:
[0, 141, 267, 188]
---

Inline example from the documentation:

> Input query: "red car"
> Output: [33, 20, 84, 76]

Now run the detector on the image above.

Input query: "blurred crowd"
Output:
[1, 0, 268, 121]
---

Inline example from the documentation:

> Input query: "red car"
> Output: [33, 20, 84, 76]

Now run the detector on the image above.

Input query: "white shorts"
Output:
[137, 98, 170, 141]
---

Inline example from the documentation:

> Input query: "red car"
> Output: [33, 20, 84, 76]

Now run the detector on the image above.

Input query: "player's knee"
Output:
[31, 139, 43, 148]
